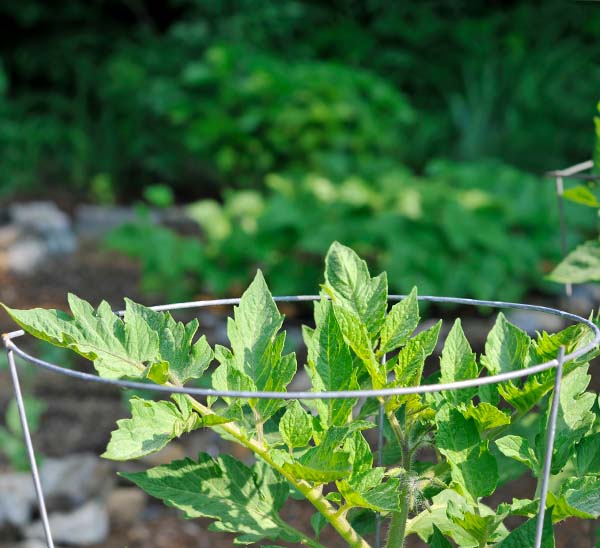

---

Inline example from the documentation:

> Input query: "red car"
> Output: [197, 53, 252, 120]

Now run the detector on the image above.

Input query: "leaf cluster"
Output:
[4, 242, 600, 547]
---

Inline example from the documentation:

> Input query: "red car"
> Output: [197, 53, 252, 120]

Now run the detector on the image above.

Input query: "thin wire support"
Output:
[548, 159, 595, 298]
[3, 296, 600, 548]
[375, 401, 384, 548]
[534, 346, 565, 548]
[375, 353, 386, 548]
[6, 347, 54, 548]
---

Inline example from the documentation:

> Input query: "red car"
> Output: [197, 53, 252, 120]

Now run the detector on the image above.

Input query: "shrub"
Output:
[108, 161, 576, 302]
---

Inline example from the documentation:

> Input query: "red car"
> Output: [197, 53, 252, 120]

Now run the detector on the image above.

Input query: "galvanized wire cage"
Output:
[4, 294, 600, 548]
[4, 160, 600, 548]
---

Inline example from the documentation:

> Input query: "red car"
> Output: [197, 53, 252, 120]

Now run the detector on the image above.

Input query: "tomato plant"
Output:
[4, 242, 600, 546]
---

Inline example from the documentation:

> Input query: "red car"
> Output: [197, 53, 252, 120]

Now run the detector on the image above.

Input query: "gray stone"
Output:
[0, 473, 36, 527]
[25, 500, 109, 546]
[7, 540, 67, 548]
[6, 238, 48, 275]
[506, 309, 565, 335]
[40, 453, 113, 508]
[74, 205, 156, 237]
[0, 225, 22, 248]
[10, 202, 70, 233]
[9, 202, 76, 254]
[559, 283, 600, 317]
[106, 487, 147, 528]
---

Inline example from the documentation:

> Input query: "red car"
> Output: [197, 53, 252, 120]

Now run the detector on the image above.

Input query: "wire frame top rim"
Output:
[4, 294, 599, 400]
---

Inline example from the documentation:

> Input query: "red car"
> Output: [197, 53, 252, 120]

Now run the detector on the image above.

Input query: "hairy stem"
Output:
[186, 397, 370, 548]
[381, 401, 411, 548]
[385, 482, 409, 548]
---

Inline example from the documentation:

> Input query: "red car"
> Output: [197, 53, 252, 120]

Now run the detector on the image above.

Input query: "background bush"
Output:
[2, 1, 599, 302]
[1, 1, 600, 199]
[108, 160, 591, 302]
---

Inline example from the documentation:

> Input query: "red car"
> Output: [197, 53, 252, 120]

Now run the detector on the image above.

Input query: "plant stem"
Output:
[385, 482, 409, 548]
[381, 401, 411, 548]
[186, 397, 371, 548]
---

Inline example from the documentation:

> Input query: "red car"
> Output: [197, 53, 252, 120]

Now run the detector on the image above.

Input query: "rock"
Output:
[107, 487, 147, 528]
[25, 500, 109, 546]
[40, 453, 113, 509]
[7, 540, 67, 548]
[0, 473, 36, 527]
[6, 238, 48, 275]
[0, 225, 22, 247]
[9, 202, 76, 254]
[506, 309, 565, 335]
[74, 205, 146, 237]
[560, 283, 600, 317]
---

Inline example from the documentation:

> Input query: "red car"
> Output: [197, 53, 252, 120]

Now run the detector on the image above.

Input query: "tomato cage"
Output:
[548, 159, 600, 298]
[3, 292, 599, 548]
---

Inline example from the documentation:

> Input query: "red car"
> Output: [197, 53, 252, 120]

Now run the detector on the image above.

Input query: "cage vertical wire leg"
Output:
[5, 344, 55, 548]
[534, 346, 565, 548]
[555, 175, 572, 297]
[375, 399, 384, 548]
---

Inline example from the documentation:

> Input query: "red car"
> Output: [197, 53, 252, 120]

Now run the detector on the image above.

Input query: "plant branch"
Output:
[185, 396, 370, 548]
[385, 482, 409, 548]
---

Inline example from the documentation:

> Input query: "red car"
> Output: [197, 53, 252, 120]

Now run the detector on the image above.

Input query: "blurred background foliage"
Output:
[1, 0, 599, 300]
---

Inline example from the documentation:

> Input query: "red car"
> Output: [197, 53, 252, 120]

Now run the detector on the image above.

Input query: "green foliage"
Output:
[0, 397, 46, 470]
[108, 160, 566, 302]
[2, 2, 600, 196]
[5, 242, 599, 547]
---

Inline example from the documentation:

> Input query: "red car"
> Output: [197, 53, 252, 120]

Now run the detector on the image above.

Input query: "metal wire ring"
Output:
[4, 295, 599, 399]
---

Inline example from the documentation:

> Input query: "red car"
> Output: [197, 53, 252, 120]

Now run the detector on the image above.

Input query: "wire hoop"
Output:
[3, 295, 599, 548]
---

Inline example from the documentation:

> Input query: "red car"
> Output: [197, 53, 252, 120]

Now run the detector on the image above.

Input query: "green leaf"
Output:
[125, 300, 213, 385]
[533, 324, 596, 364]
[279, 401, 313, 449]
[225, 271, 296, 420]
[447, 501, 508, 545]
[122, 453, 296, 545]
[3, 295, 160, 379]
[304, 298, 358, 428]
[358, 478, 404, 512]
[394, 320, 441, 387]
[331, 303, 385, 387]
[310, 512, 328, 539]
[344, 430, 373, 476]
[324, 241, 387, 341]
[282, 424, 370, 484]
[461, 402, 511, 433]
[540, 365, 595, 474]
[379, 287, 419, 355]
[435, 406, 498, 500]
[498, 376, 551, 414]
[439, 319, 477, 404]
[562, 184, 600, 207]
[429, 525, 453, 548]
[576, 433, 600, 476]
[548, 239, 600, 284]
[481, 313, 531, 375]
[549, 476, 600, 521]
[283, 451, 350, 484]
[103, 396, 201, 460]
[495, 509, 554, 548]
[406, 489, 486, 547]
[337, 466, 405, 513]
[495, 435, 540, 475]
